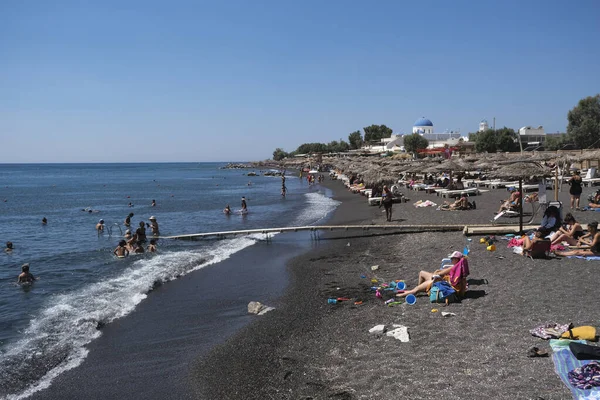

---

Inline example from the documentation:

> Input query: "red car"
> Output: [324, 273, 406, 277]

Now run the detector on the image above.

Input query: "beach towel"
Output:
[531, 323, 571, 340]
[447, 258, 469, 295]
[566, 256, 600, 261]
[551, 339, 600, 399]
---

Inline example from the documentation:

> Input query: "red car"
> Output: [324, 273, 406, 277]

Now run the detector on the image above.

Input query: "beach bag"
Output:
[561, 326, 597, 341]
[569, 342, 600, 360]
[429, 281, 457, 304]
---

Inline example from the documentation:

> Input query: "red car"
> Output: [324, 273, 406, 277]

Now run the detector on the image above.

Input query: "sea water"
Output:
[0, 163, 339, 399]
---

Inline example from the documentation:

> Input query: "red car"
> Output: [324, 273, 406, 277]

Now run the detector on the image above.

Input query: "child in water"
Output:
[18, 263, 35, 283]
[113, 240, 130, 258]
[147, 239, 157, 253]
[5, 241, 13, 252]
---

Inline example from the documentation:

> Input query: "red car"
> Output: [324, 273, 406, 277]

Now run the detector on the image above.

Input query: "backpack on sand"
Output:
[429, 281, 458, 304]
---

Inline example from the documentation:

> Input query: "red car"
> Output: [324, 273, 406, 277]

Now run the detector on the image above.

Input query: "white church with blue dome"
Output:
[412, 117, 434, 134]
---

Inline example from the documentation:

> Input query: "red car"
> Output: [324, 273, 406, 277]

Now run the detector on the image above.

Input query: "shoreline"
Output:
[191, 178, 599, 399]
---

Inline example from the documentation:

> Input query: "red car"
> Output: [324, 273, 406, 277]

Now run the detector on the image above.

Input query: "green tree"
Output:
[475, 129, 498, 153]
[348, 130, 363, 149]
[327, 140, 350, 153]
[272, 148, 289, 161]
[495, 127, 519, 152]
[567, 95, 600, 149]
[296, 143, 328, 154]
[363, 124, 393, 143]
[403, 134, 429, 154]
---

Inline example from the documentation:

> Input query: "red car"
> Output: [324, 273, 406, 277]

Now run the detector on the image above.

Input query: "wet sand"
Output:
[192, 180, 600, 399]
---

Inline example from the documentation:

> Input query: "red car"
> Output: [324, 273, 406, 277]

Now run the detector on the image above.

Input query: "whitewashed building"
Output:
[519, 125, 546, 149]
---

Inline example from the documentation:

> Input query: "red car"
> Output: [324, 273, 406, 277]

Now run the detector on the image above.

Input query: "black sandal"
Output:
[527, 346, 549, 358]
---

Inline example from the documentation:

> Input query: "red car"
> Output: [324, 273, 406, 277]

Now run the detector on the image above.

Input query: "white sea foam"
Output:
[293, 192, 340, 226]
[0, 236, 259, 400]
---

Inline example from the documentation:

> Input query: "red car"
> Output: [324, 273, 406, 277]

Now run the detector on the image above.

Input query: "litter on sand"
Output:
[386, 324, 410, 342]
[441, 312, 456, 317]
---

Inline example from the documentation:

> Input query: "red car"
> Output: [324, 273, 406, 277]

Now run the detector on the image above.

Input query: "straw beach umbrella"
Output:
[489, 161, 554, 232]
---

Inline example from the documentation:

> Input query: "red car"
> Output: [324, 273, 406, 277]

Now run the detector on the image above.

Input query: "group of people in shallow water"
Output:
[7, 206, 163, 283]
[223, 197, 248, 215]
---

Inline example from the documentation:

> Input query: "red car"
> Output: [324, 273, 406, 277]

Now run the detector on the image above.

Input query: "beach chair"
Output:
[524, 240, 551, 260]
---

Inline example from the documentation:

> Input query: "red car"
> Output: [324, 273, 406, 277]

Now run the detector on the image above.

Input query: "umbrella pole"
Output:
[554, 165, 559, 201]
[519, 178, 523, 233]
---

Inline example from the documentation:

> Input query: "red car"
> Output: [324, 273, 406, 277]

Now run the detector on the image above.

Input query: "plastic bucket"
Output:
[396, 281, 406, 290]
[405, 294, 417, 305]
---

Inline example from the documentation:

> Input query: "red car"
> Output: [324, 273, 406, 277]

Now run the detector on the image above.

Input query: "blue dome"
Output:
[414, 118, 433, 127]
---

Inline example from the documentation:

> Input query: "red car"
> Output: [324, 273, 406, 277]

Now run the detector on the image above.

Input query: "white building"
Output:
[412, 118, 434, 134]
[479, 119, 489, 132]
[519, 125, 546, 149]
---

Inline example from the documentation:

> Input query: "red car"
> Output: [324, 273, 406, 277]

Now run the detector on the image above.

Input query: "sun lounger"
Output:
[411, 184, 427, 191]
[368, 197, 382, 206]
[582, 178, 600, 187]
[520, 184, 550, 192]
[440, 188, 480, 198]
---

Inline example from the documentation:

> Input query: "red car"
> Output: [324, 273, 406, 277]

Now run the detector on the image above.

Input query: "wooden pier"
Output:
[158, 223, 537, 241]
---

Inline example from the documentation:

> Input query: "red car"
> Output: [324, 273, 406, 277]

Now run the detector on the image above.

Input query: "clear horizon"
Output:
[2, 0, 599, 163]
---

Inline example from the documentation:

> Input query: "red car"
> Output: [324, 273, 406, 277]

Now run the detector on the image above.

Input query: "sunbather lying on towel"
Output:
[396, 251, 469, 298]
[555, 221, 600, 257]
[440, 194, 469, 211]
[497, 187, 521, 214]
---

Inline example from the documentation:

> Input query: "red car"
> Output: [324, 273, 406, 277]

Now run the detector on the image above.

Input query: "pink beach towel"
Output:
[448, 258, 470, 295]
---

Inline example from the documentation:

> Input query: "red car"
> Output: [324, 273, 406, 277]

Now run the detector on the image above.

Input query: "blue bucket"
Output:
[405, 294, 417, 305]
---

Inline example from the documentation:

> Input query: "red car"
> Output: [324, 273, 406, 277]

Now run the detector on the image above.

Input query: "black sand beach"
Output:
[193, 180, 599, 399]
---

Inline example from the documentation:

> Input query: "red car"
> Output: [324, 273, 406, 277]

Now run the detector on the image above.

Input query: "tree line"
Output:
[272, 124, 395, 160]
[273, 94, 600, 160]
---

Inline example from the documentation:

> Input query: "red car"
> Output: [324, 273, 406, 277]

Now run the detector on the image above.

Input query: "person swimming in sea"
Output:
[96, 219, 105, 233]
[17, 263, 35, 283]
[151, 199, 156, 207]
[124, 213, 134, 227]
[147, 239, 157, 253]
[124, 229, 132, 240]
[113, 240, 130, 258]
[223, 205, 231, 215]
[42, 217, 47, 225]
[5, 241, 13, 252]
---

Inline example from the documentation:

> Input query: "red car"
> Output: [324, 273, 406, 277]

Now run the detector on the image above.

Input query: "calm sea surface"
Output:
[0, 163, 338, 399]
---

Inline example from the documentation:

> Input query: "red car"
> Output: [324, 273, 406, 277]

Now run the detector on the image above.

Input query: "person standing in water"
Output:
[241, 197, 247, 213]
[124, 213, 134, 227]
[113, 240, 130, 258]
[148, 216, 159, 236]
[96, 219, 105, 233]
[223, 205, 231, 214]
[18, 263, 35, 283]
[42, 217, 47, 225]
[5, 241, 14, 252]
[135, 221, 147, 242]
[151, 199, 156, 207]
[147, 239, 157, 253]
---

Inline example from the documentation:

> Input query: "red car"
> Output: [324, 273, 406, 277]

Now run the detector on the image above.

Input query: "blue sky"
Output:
[1, 0, 599, 162]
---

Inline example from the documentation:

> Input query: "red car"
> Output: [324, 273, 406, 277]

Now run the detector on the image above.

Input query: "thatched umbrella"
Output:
[489, 161, 554, 232]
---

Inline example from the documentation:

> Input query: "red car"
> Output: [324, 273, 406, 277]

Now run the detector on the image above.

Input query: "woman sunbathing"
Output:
[396, 251, 469, 298]
[521, 230, 546, 255]
[441, 194, 469, 211]
[555, 221, 600, 257]
[550, 213, 584, 247]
